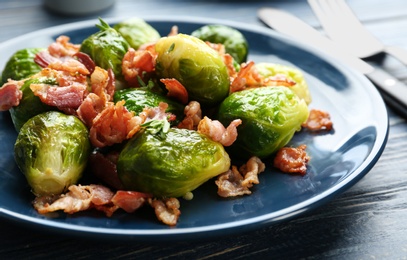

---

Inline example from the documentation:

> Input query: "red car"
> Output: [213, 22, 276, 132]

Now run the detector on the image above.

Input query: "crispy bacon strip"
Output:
[230, 61, 262, 92]
[33, 185, 154, 219]
[76, 93, 105, 127]
[160, 78, 188, 104]
[111, 191, 152, 213]
[76, 67, 115, 127]
[148, 198, 181, 226]
[48, 35, 80, 57]
[197, 116, 242, 146]
[216, 156, 265, 197]
[168, 25, 179, 36]
[0, 80, 23, 111]
[177, 101, 202, 130]
[89, 100, 146, 147]
[273, 144, 310, 176]
[223, 53, 238, 80]
[73, 52, 96, 74]
[30, 82, 87, 109]
[33, 184, 116, 215]
[35, 51, 90, 75]
[122, 47, 156, 87]
[302, 109, 333, 131]
[230, 61, 296, 93]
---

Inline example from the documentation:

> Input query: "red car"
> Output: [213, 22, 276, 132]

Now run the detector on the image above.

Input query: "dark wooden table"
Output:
[1, 0, 407, 259]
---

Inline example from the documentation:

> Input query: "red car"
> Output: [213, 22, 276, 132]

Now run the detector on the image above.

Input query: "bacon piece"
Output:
[302, 109, 333, 131]
[160, 78, 188, 104]
[230, 61, 297, 93]
[197, 116, 242, 146]
[73, 52, 96, 74]
[216, 156, 265, 197]
[77, 93, 105, 127]
[33, 184, 153, 219]
[0, 80, 23, 111]
[33, 184, 116, 215]
[89, 100, 146, 147]
[177, 101, 202, 130]
[91, 66, 113, 102]
[230, 61, 263, 92]
[122, 47, 156, 87]
[77, 67, 118, 128]
[48, 35, 80, 57]
[143, 101, 170, 122]
[148, 198, 181, 226]
[34, 51, 54, 68]
[167, 25, 179, 36]
[273, 144, 310, 176]
[263, 74, 296, 87]
[35, 51, 90, 75]
[223, 53, 238, 80]
[30, 82, 87, 109]
[111, 191, 152, 213]
[239, 156, 266, 187]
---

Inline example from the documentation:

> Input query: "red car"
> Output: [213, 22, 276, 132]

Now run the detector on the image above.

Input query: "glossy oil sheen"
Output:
[0, 17, 388, 241]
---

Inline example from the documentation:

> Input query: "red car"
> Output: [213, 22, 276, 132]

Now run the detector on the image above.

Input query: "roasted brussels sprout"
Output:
[191, 24, 249, 64]
[117, 125, 231, 198]
[113, 18, 161, 50]
[255, 62, 312, 104]
[80, 18, 130, 89]
[1, 48, 45, 84]
[114, 88, 185, 125]
[14, 111, 91, 196]
[9, 77, 55, 132]
[217, 86, 309, 159]
[155, 33, 230, 107]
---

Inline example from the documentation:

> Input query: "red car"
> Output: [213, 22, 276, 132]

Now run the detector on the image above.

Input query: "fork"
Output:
[307, 0, 407, 66]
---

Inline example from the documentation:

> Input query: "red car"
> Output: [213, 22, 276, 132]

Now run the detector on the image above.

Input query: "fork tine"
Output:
[308, 0, 381, 57]
[307, 0, 348, 39]
[309, 0, 407, 64]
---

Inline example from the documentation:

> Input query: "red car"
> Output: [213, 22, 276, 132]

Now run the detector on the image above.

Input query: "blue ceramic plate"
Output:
[0, 17, 388, 241]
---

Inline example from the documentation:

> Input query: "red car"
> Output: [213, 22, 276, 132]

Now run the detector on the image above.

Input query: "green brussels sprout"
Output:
[9, 77, 55, 132]
[255, 62, 312, 104]
[14, 111, 91, 196]
[113, 88, 185, 125]
[80, 18, 130, 89]
[113, 17, 161, 50]
[217, 86, 309, 159]
[1, 48, 45, 84]
[191, 24, 249, 64]
[117, 126, 231, 198]
[155, 33, 230, 107]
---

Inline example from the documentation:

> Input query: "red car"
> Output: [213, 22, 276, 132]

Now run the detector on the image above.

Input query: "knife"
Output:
[258, 7, 407, 117]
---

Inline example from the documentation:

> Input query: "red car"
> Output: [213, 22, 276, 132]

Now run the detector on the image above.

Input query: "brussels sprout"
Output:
[155, 33, 230, 107]
[117, 126, 231, 198]
[114, 88, 184, 125]
[255, 62, 312, 104]
[191, 24, 249, 64]
[113, 18, 161, 50]
[1, 48, 45, 84]
[80, 18, 130, 89]
[14, 111, 91, 196]
[9, 77, 55, 132]
[217, 86, 309, 159]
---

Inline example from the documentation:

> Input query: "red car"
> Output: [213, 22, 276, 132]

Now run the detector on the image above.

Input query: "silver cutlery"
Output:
[307, 0, 407, 65]
[257, 7, 407, 117]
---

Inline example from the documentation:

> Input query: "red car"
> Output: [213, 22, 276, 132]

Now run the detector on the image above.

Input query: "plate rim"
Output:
[0, 15, 389, 240]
